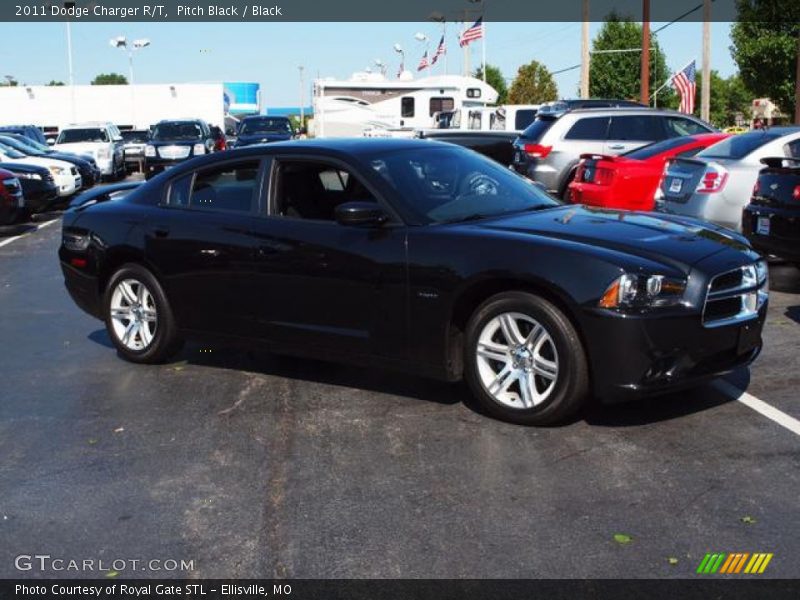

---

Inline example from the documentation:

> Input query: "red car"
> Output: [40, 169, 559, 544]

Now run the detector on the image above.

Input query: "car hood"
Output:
[237, 133, 293, 145]
[1, 155, 74, 172]
[477, 205, 751, 271]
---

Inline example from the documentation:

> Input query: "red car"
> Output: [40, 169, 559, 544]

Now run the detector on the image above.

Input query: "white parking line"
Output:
[715, 380, 800, 437]
[0, 218, 58, 248]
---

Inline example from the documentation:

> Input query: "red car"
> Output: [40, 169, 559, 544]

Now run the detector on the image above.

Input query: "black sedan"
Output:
[0, 162, 58, 213]
[59, 139, 768, 425]
[743, 156, 800, 267]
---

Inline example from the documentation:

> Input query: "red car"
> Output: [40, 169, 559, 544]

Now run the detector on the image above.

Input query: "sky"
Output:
[1, 21, 736, 107]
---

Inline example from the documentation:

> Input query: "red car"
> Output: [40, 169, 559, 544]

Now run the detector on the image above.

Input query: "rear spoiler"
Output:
[69, 181, 142, 209]
[760, 156, 800, 169]
[578, 153, 618, 162]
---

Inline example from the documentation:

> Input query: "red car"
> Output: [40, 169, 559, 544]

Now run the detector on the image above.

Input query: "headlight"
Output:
[18, 172, 42, 180]
[62, 231, 91, 251]
[144, 145, 156, 157]
[599, 273, 687, 309]
[96, 147, 111, 159]
[193, 143, 206, 155]
[48, 166, 65, 175]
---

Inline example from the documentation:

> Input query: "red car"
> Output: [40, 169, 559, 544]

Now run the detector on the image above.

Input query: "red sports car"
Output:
[568, 133, 730, 211]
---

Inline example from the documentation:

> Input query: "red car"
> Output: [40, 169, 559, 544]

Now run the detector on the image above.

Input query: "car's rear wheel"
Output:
[104, 264, 182, 363]
[464, 291, 589, 425]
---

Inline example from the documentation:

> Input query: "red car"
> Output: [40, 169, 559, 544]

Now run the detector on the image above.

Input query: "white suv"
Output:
[53, 122, 125, 181]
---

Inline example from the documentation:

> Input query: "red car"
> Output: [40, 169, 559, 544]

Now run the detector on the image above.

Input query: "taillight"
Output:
[793, 185, 800, 200]
[593, 167, 615, 186]
[753, 181, 760, 197]
[696, 164, 728, 194]
[524, 143, 552, 158]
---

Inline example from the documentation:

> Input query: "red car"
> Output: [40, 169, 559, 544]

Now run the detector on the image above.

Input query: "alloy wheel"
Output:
[109, 278, 158, 351]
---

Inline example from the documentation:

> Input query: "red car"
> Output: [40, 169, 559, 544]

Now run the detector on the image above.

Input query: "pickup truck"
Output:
[413, 129, 517, 166]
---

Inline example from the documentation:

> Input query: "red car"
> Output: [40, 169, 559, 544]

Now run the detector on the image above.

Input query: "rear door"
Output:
[604, 115, 666, 154]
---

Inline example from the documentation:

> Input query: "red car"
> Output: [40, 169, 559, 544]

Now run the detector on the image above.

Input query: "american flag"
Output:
[431, 35, 446, 65]
[417, 51, 429, 71]
[459, 17, 484, 47]
[672, 60, 697, 114]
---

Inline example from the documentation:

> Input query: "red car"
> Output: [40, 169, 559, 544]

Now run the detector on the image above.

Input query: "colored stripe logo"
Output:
[697, 552, 773, 574]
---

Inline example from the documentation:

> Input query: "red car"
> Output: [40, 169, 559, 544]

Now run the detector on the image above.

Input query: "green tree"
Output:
[589, 14, 675, 107]
[0, 78, 18, 87]
[695, 71, 753, 127]
[474, 64, 508, 104]
[508, 60, 558, 105]
[91, 72, 128, 85]
[730, 0, 800, 121]
[46, 80, 65, 86]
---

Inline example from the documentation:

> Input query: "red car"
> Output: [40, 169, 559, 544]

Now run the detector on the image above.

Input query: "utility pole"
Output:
[580, 0, 590, 98]
[701, 0, 711, 121]
[298, 65, 305, 128]
[640, 0, 650, 105]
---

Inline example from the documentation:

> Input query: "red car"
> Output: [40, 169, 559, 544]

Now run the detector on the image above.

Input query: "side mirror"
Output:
[335, 201, 388, 227]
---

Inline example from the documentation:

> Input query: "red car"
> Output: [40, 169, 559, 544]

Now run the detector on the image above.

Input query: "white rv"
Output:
[311, 72, 498, 138]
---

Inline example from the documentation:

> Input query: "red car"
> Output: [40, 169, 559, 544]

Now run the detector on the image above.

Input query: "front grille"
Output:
[703, 264, 767, 328]
[157, 145, 191, 160]
[70, 166, 78, 176]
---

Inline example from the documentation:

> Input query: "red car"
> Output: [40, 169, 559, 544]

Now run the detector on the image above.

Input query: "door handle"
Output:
[608, 144, 625, 150]
[200, 249, 222, 257]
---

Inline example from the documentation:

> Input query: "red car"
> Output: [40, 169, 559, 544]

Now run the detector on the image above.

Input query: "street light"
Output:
[109, 36, 151, 85]
[393, 43, 405, 78]
[374, 59, 387, 76]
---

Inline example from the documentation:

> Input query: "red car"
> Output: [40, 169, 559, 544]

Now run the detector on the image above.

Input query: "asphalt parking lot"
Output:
[1, 192, 799, 579]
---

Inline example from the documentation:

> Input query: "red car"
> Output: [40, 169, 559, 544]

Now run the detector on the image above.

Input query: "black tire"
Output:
[560, 169, 577, 201]
[464, 291, 589, 425]
[103, 263, 183, 364]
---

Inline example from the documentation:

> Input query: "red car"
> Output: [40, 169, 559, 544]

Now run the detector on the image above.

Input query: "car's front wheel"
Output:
[104, 264, 183, 363]
[464, 291, 589, 425]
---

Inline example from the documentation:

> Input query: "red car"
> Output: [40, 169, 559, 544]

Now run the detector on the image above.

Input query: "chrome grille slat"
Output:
[702, 263, 767, 328]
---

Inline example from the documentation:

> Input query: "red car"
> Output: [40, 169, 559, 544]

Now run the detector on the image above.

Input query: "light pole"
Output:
[374, 59, 387, 76]
[110, 36, 150, 127]
[298, 65, 305, 129]
[393, 44, 405, 79]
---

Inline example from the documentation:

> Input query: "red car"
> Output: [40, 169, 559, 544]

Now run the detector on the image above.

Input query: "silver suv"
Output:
[512, 108, 714, 198]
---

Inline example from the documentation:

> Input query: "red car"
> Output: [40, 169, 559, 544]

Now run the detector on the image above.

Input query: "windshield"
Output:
[121, 130, 149, 143]
[366, 146, 560, 224]
[519, 116, 557, 141]
[152, 122, 203, 141]
[57, 128, 108, 144]
[697, 130, 784, 160]
[0, 136, 43, 156]
[0, 143, 26, 159]
[240, 118, 292, 135]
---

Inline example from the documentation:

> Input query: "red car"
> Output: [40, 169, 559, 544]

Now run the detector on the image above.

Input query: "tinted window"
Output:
[57, 128, 108, 143]
[429, 97, 454, 117]
[240, 118, 292, 135]
[624, 137, 696, 160]
[401, 97, 415, 118]
[188, 160, 260, 212]
[514, 110, 537, 130]
[664, 117, 711, 137]
[366, 146, 559, 224]
[167, 173, 193, 207]
[565, 117, 610, 140]
[152, 122, 203, 141]
[697, 131, 785, 160]
[519, 116, 557, 141]
[608, 116, 663, 141]
[121, 130, 149, 143]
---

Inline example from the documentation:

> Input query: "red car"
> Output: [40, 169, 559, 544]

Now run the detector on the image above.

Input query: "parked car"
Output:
[657, 127, 800, 231]
[120, 129, 151, 173]
[6, 133, 102, 182]
[0, 124, 47, 145]
[0, 168, 25, 225]
[210, 125, 227, 152]
[0, 142, 81, 198]
[233, 116, 295, 147]
[415, 129, 517, 166]
[60, 139, 767, 425]
[568, 133, 730, 211]
[144, 119, 216, 178]
[0, 162, 58, 213]
[0, 134, 99, 188]
[512, 108, 714, 198]
[742, 156, 800, 267]
[53, 122, 125, 181]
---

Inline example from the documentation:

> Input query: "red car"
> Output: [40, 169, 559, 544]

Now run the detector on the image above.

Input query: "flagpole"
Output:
[481, 21, 486, 84]
[651, 58, 693, 107]
[444, 22, 448, 75]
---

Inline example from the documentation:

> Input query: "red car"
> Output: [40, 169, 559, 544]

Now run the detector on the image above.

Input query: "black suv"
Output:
[143, 119, 216, 179]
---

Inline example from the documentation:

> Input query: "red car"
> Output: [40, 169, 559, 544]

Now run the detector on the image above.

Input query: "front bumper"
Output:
[144, 156, 191, 176]
[54, 174, 81, 197]
[581, 306, 766, 403]
[60, 259, 102, 320]
[95, 157, 115, 176]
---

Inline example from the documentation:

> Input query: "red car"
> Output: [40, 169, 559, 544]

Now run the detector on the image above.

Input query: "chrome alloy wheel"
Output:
[109, 278, 158, 351]
[475, 312, 559, 409]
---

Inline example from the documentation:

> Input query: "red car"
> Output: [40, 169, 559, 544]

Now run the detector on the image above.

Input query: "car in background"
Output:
[53, 122, 125, 181]
[512, 108, 714, 198]
[0, 142, 81, 199]
[143, 119, 216, 179]
[742, 156, 800, 267]
[120, 129, 151, 173]
[234, 115, 295, 147]
[0, 134, 99, 188]
[60, 139, 767, 426]
[0, 168, 25, 225]
[0, 162, 58, 213]
[0, 124, 47, 145]
[657, 127, 800, 231]
[415, 129, 517, 166]
[723, 126, 749, 135]
[5, 133, 102, 183]
[210, 125, 227, 152]
[568, 133, 730, 211]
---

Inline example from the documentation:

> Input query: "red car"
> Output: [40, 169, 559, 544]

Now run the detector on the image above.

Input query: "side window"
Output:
[784, 140, 800, 158]
[514, 110, 536, 130]
[665, 117, 709, 138]
[274, 160, 378, 221]
[401, 97, 415, 118]
[182, 160, 260, 212]
[564, 117, 610, 141]
[167, 173, 193, 207]
[608, 116, 664, 141]
[429, 97, 455, 117]
[469, 111, 482, 130]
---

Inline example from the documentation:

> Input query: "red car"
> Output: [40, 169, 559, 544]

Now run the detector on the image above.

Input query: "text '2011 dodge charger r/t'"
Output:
[59, 139, 768, 425]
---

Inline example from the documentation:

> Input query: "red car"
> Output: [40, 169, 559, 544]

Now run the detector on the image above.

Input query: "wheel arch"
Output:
[97, 245, 164, 296]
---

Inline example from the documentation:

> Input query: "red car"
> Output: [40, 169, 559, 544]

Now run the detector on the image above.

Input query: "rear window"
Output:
[519, 116, 557, 141]
[697, 131, 785, 160]
[564, 116, 610, 141]
[514, 110, 537, 130]
[624, 137, 696, 160]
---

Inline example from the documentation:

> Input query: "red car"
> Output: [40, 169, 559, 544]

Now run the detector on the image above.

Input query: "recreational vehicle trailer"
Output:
[311, 73, 498, 138]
